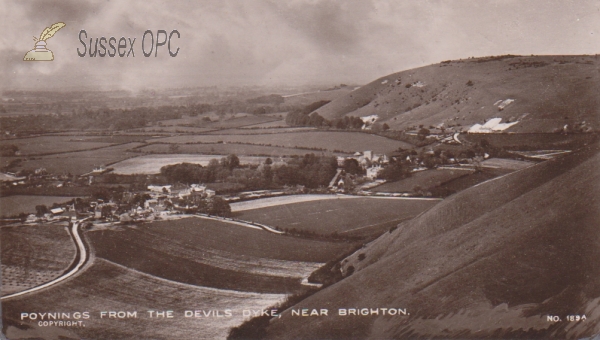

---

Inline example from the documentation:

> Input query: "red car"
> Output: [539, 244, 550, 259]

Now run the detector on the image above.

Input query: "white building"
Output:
[366, 165, 384, 180]
[148, 185, 172, 193]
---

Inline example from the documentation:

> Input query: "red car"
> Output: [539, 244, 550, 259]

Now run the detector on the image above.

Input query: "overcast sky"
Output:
[2, 0, 600, 91]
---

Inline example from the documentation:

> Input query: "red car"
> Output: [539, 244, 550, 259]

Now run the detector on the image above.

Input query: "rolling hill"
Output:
[314, 55, 600, 133]
[264, 142, 600, 339]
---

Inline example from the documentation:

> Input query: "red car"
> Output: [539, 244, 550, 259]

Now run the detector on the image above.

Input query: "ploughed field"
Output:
[2, 258, 285, 340]
[1, 224, 76, 295]
[235, 196, 439, 237]
[87, 218, 358, 293]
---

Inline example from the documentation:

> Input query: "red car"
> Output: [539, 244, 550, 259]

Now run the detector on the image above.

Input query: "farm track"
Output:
[1, 219, 90, 300]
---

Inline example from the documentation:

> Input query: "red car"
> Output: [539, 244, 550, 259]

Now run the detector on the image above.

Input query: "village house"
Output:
[148, 185, 171, 194]
[366, 165, 384, 179]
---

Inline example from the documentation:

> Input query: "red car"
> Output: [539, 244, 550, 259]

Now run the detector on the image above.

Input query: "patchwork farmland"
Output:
[3, 52, 599, 340]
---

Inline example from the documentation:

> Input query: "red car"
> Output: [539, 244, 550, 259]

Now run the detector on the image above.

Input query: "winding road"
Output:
[1, 218, 90, 300]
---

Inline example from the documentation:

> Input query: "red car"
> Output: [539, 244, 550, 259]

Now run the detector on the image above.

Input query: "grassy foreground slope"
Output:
[2, 258, 284, 340]
[265, 143, 600, 339]
[315, 55, 600, 133]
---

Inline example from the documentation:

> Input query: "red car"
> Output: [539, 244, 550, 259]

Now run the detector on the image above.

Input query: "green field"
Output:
[154, 131, 412, 153]
[87, 218, 356, 293]
[155, 113, 280, 129]
[1, 224, 76, 295]
[436, 168, 511, 193]
[371, 169, 473, 193]
[7, 142, 144, 175]
[462, 132, 598, 150]
[0, 195, 76, 216]
[235, 197, 439, 236]
[0, 136, 114, 156]
[134, 125, 218, 133]
[205, 127, 316, 135]
[139, 143, 341, 157]
[2, 258, 285, 340]
[480, 158, 534, 170]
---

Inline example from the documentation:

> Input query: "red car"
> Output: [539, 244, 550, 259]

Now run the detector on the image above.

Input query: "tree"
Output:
[343, 158, 363, 175]
[264, 157, 273, 165]
[207, 197, 231, 217]
[262, 165, 273, 185]
[35, 205, 48, 217]
[417, 128, 430, 140]
[101, 205, 113, 219]
[220, 154, 240, 171]
[378, 161, 410, 181]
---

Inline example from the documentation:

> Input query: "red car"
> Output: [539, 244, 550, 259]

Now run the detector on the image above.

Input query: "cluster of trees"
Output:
[160, 153, 337, 190]
[378, 160, 411, 181]
[160, 154, 241, 184]
[246, 94, 284, 105]
[273, 154, 337, 188]
[1, 106, 185, 134]
[0, 144, 19, 157]
[286, 110, 366, 130]
[285, 101, 366, 130]
[176, 195, 231, 217]
[285, 100, 330, 126]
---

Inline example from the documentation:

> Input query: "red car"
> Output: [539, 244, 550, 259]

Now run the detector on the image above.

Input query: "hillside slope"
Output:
[315, 55, 600, 133]
[265, 142, 600, 339]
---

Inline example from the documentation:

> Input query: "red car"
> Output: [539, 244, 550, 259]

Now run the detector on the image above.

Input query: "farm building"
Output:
[50, 208, 65, 215]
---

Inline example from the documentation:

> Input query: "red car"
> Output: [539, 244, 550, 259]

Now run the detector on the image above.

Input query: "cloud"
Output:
[2, 0, 600, 91]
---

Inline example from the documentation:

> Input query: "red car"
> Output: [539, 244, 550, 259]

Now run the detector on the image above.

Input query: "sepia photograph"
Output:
[1, 0, 600, 339]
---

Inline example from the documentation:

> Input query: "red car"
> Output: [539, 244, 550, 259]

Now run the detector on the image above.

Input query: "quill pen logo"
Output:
[23, 22, 66, 61]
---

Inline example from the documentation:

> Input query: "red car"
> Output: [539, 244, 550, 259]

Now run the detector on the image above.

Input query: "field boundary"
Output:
[192, 214, 284, 234]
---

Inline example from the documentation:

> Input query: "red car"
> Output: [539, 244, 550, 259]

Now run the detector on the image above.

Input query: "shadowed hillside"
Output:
[265, 142, 600, 339]
[314, 55, 600, 133]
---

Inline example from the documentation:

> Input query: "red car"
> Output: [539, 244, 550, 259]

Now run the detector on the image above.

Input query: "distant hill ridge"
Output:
[265, 141, 600, 339]
[314, 55, 600, 133]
